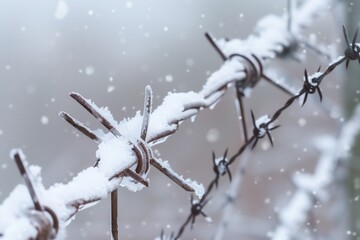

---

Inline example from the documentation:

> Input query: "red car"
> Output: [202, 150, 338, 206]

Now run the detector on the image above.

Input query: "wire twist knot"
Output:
[229, 53, 264, 96]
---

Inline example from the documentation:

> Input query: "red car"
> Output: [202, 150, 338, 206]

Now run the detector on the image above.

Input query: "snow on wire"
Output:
[1, 0, 358, 239]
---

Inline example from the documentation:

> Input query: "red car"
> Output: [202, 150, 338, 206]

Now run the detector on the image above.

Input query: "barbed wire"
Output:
[160, 25, 360, 240]
[0, 0, 353, 239]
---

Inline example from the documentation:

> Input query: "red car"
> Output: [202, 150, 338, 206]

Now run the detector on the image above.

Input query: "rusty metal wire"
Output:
[1, 1, 353, 239]
[161, 25, 360, 240]
[12, 151, 59, 240]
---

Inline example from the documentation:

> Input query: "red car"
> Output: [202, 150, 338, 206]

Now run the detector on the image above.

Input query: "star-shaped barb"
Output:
[205, 32, 295, 144]
[59, 86, 196, 192]
[189, 195, 211, 228]
[212, 149, 232, 188]
[251, 110, 280, 149]
[343, 25, 360, 68]
[302, 67, 323, 106]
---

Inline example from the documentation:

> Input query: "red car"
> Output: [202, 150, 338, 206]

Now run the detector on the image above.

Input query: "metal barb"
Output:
[301, 69, 323, 106]
[65, 91, 196, 192]
[59, 111, 101, 142]
[111, 190, 118, 240]
[13, 151, 43, 211]
[189, 195, 210, 228]
[235, 87, 249, 142]
[212, 149, 232, 188]
[250, 111, 279, 149]
[140, 85, 153, 141]
[13, 151, 59, 239]
[262, 74, 295, 96]
[204, 32, 227, 61]
[343, 25, 360, 68]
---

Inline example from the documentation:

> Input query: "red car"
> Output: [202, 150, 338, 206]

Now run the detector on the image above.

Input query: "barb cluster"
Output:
[302, 68, 323, 106]
[212, 150, 232, 188]
[343, 26, 360, 68]
[163, 25, 360, 240]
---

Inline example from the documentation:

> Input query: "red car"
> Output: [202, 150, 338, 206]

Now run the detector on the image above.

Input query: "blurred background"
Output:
[0, 0, 359, 239]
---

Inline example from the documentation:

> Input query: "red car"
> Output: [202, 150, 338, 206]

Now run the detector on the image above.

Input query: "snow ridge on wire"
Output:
[0, 0, 339, 239]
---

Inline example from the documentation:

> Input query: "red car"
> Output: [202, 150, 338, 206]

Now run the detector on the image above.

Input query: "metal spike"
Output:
[150, 158, 195, 192]
[59, 111, 101, 142]
[317, 86, 323, 102]
[237, 96, 249, 142]
[212, 151, 216, 167]
[226, 167, 232, 182]
[269, 125, 281, 131]
[302, 93, 308, 107]
[352, 27, 359, 50]
[204, 32, 227, 61]
[111, 190, 118, 240]
[266, 130, 274, 147]
[123, 169, 149, 187]
[70, 92, 121, 137]
[263, 74, 295, 96]
[13, 151, 43, 211]
[140, 86, 153, 141]
[250, 110, 256, 128]
[304, 69, 309, 82]
[223, 148, 228, 160]
[343, 25, 350, 46]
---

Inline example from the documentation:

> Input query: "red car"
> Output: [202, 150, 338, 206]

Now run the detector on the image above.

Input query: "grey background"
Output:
[0, 0, 352, 239]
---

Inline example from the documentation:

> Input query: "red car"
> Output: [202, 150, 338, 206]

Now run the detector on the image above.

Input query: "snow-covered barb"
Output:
[212, 150, 232, 188]
[254, 115, 272, 138]
[1, 150, 59, 239]
[342, 25, 360, 68]
[0, 0, 341, 239]
[250, 111, 279, 149]
[271, 104, 360, 240]
[301, 68, 323, 106]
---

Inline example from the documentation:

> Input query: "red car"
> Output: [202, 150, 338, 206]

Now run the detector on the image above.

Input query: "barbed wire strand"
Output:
[164, 25, 360, 239]
[0, 0, 351, 239]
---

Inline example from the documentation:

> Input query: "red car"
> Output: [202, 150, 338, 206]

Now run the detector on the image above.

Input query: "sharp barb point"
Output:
[266, 130, 274, 147]
[227, 168, 232, 182]
[317, 87, 323, 102]
[250, 110, 256, 127]
[304, 69, 308, 81]
[343, 25, 350, 45]
[270, 125, 281, 131]
[352, 27, 359, 49]
[302, 93, 308, 107]
[223, 148, 228, 159]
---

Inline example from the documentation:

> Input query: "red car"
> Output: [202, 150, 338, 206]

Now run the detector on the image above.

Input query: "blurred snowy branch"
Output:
[213, 150, 252, 240]
[271, 104, 360, 240]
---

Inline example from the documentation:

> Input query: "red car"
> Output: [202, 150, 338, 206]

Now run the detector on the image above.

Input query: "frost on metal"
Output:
[0, 0, 344, 239]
